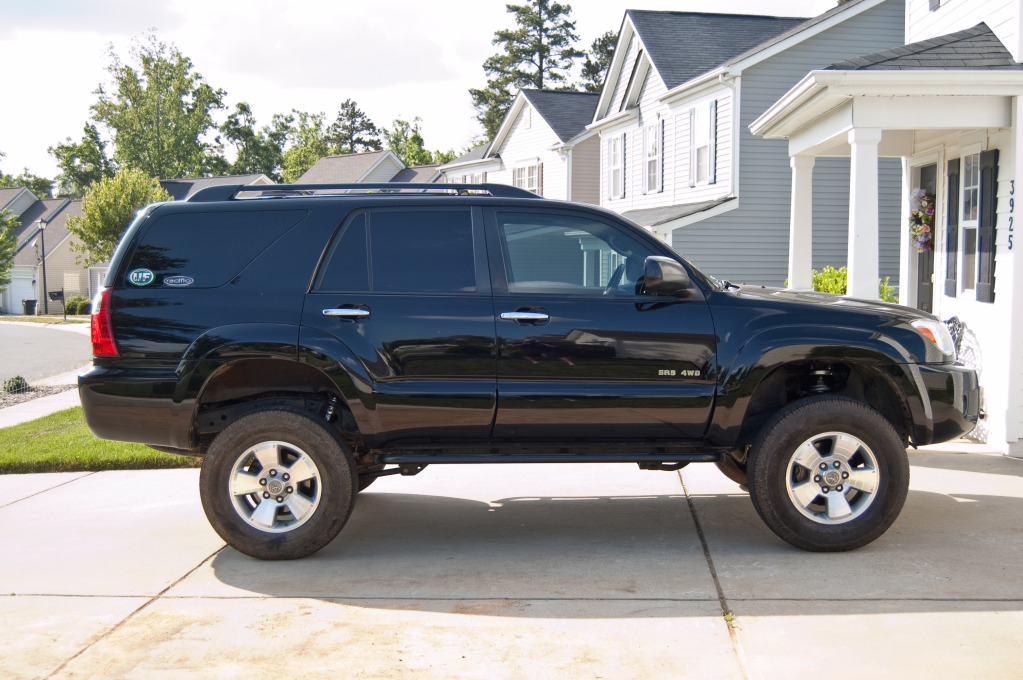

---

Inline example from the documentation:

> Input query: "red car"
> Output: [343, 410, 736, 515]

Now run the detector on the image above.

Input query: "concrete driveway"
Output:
[2, 445, 1021, 679]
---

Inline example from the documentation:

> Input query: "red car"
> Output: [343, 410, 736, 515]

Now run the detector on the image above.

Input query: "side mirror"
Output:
[644, 256, 691, 297]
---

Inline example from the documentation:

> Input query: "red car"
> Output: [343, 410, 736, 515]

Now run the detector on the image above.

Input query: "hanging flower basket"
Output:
[909, 188, 935, 252]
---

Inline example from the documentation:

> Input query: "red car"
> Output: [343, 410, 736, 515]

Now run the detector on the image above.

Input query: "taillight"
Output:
[91, 287, 118, 357]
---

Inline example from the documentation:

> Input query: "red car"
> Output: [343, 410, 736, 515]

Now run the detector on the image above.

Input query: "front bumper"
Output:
[913, 362, 980, 446]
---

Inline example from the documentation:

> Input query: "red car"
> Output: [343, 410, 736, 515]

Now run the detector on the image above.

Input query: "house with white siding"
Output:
[299, 150, 442, 184]
[750, 0, 1023, 457]
[439, 89, 600, 204]
[589, 0, 907, 287]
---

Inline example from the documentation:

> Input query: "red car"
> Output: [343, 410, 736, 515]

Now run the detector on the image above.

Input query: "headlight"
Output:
[910, 319, 956, 358]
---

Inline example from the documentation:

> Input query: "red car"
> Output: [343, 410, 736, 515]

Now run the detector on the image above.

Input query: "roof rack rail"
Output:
[186, 183, 540, 202]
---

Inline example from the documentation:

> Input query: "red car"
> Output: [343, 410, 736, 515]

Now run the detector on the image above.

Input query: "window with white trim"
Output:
[513, 164, 538, 194]
[694, 105, 710, 184]
[960, 152, 980, 293]
[644, 121, 662, 193]
[608, 134, 625, 199]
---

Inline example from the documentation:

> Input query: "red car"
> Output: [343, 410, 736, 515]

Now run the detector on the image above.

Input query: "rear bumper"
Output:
[78, 365, 195, 450]
[913, 363, 980, 446]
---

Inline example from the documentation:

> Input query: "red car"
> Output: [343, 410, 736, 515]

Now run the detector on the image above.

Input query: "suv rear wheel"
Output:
[199, 409, 357, 560]
[746, 396, 909, 552]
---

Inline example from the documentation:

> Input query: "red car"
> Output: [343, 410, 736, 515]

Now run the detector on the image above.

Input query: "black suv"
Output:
[80, 183, 979, 559]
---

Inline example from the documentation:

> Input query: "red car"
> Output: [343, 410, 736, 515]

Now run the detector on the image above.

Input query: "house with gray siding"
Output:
[590, 0, 907, 288]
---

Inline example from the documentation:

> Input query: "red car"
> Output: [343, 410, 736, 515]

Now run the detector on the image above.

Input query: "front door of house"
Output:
[915, 164, 937, 313]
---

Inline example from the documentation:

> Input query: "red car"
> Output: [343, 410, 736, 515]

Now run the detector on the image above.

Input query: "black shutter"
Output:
[659, 118, 665, 192]
[709, 99, 718, 185]
[621, 133, 626, 198]
[977, 149, 998, 302]
[945, 159, 960, 296]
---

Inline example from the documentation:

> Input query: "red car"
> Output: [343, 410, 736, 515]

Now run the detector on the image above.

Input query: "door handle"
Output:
[500, 311, 550, 323]
[322, 307, 370, 320]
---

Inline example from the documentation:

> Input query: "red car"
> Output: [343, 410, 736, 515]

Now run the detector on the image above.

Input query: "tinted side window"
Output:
[496, 212, 656, 296]
[371, 210, 475, 293]
[316, 214, 368, 291]
[127, 209, 307, 288]
[318, 209, 476, 293]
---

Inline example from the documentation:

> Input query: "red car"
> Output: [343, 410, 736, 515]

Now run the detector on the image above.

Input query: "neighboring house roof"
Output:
[439, 144, 493, 171]
[298, 150, 402, 183]
[1, 187, 26, 211]
[391, 165, 442, 183]
[521, 90, 600, 143]
[160, 174, 271, 201]
[625, 10, 806, 90]
[828, 23, 1023, 70]
[621, 198, 736, 228]
[12, 198, 82, 266]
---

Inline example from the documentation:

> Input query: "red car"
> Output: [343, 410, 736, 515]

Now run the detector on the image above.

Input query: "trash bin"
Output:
[22, 299, 37, 315]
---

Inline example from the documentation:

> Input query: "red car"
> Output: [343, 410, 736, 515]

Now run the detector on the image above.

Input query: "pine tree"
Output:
[326, 99, 382, 155]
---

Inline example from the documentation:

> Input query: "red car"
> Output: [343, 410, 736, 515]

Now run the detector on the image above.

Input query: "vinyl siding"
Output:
[571, 136, 601, 205]
[672, 0, 907, 287]
[489, 103, 567, 199]
[908, 0, 1019, 60]
[363, 159, 403, 183]
[609, 35, 640, 115]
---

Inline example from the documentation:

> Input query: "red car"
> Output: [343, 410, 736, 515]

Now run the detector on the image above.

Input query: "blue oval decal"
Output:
[127, 268, 154, 286]
[164, 276, 195, 287]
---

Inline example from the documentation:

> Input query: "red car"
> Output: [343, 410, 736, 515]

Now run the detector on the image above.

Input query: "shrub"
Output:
[787, 266, 899, 303]
[64, 295, 91, 315]
[3, 376, 29, 394]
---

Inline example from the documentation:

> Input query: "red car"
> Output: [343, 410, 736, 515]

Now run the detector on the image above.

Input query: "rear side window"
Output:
[316, 209, 476, 293]
[125, 209, 307, 288]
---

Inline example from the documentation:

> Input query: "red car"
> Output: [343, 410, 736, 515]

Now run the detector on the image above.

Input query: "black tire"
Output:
[746, 396, 909, 552]
[199, 409, 357, 560]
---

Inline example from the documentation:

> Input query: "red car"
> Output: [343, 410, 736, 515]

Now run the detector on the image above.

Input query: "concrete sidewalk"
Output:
[0, 364, 90, 429]
[2, 448, 1021, 679]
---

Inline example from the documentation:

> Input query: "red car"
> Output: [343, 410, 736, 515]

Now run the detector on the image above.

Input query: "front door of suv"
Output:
[487, 209, 716, 441]
[301, 206, 496, 446]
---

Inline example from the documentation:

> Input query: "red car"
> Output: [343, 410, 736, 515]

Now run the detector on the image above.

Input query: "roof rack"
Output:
[186, 183, 540, 203]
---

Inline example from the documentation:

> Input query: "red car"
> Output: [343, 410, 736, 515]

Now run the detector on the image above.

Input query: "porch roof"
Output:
[750, 24, 1023, 158]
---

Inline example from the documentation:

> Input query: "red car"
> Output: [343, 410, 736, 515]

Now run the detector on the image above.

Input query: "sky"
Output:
[0, 0, 838, 180]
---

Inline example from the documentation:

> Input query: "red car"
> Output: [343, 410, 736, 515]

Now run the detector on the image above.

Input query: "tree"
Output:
[0, 209, 18, 293]
[220, 103, 292, 181]
[66, 168, 170, 266]
[580, 31, 617, 93]
[383, 117, 455, 167]
[0, 151, 54, 198]
[281, 111, 330, 183]
[49, 124, 115, 198]
[326, 99, 382, 155]
[91, 32, 227, 179]
[471, 0, 584, 140]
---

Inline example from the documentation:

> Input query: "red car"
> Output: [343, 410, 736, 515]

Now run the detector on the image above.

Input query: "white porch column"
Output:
[788, 155, 816, 289]
[847, 127, 882, 299]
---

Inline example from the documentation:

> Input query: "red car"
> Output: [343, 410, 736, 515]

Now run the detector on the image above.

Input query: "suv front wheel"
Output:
[746, 396, 909, 552]
[199, 409, 357, 560]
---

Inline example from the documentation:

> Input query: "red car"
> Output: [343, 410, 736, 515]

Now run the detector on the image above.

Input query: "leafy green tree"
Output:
[49, 124, 115, 198]
[327, 99, 382, 155]
[0, 151, 53, 198]
[66, 168, 170, 266]
[280, 111, 330, 183]
[471, 0, 583, 140]
[91, 32, 227, 179]
[383, 117, 454, 167]
[0, 208, 18, 293]
[580, 31, 617, 93]
[220, 103, 292, 181]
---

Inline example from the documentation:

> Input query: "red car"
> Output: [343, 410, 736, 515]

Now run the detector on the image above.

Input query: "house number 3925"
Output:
[1010, 180, 1015, 250]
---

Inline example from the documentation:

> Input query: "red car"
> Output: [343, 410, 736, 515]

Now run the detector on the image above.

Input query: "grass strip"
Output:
[0, 407, 200, 473]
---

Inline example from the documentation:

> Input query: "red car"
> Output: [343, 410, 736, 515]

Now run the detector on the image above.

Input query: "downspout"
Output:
[721, 71, 740, 200]
[566, 147, 573, 202]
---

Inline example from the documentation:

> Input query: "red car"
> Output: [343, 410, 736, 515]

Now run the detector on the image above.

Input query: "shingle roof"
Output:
[521, 90, 600, 143]
[13, 199, 82, 266]
[298, 150, 393, 183]
[626, 10, 806, 89]
[391, 165, 441, 183]
[621, 198, 735, 227]
[441, 143, 491, 168]
[160, 174, 268, 201]
[0, 187, 25, 210]
[828, 23, 1023, 70]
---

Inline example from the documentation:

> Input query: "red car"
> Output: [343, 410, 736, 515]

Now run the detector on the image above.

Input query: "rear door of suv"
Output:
[300, 205, 497, 446]
[486, 207, 717, 441]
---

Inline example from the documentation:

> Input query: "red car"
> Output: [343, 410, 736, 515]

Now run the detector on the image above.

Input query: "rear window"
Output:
[124, 209, 307, 288]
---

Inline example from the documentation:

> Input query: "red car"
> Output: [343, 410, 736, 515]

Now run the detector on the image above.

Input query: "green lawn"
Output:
[0, 315, 89, 324]
[0, 407, 200, 474]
